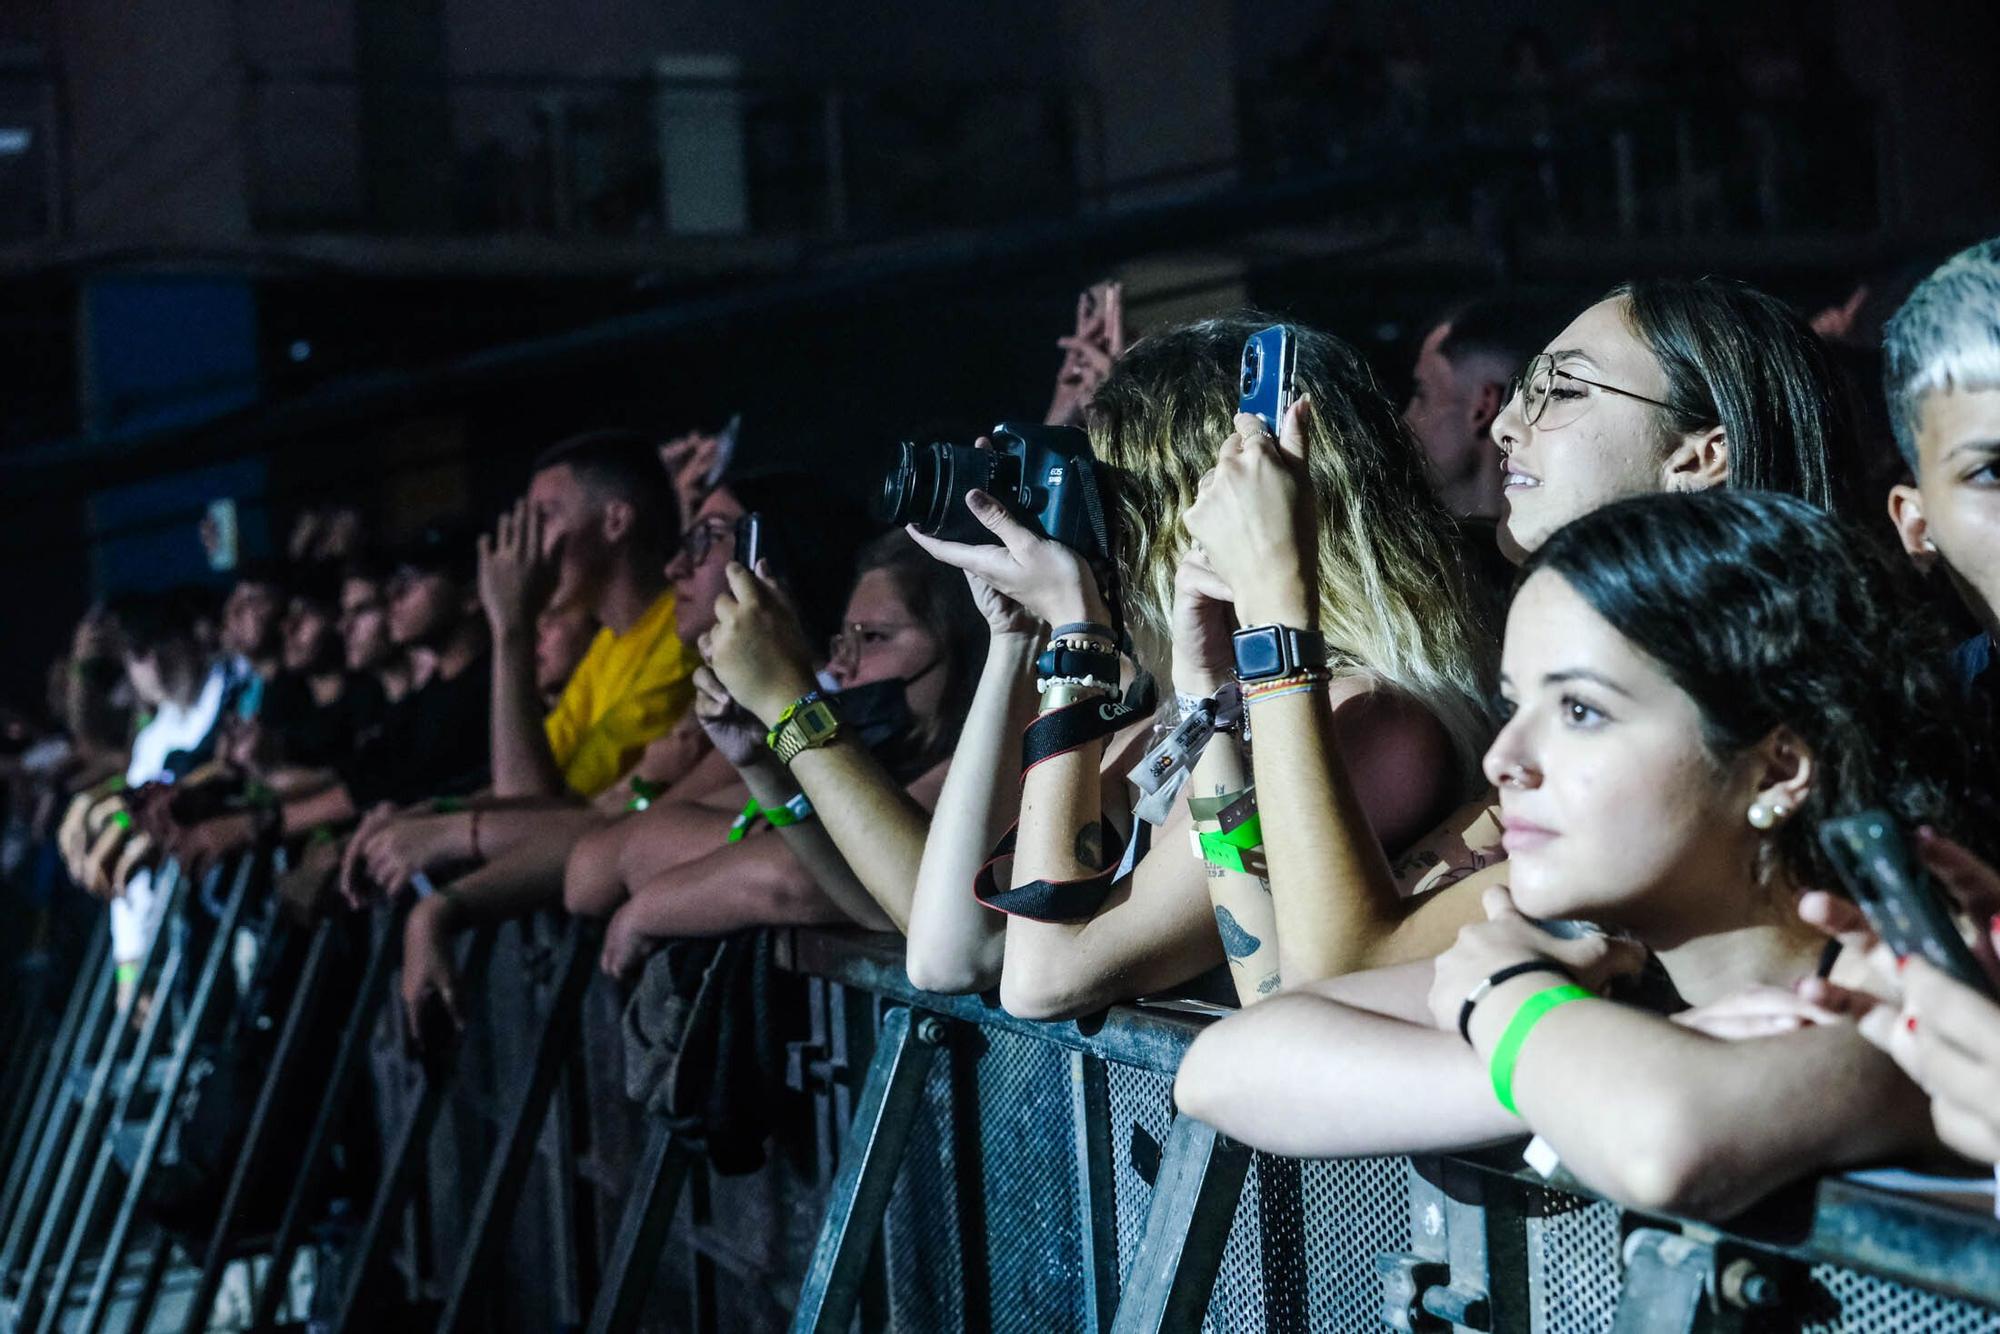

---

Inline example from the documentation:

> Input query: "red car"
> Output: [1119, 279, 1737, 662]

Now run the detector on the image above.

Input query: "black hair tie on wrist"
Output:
[1457, 960, 1581, 1044]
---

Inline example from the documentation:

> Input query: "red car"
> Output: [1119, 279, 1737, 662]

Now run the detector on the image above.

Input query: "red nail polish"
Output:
[1906, 1015, 1919, 1034]
[1896, 953, 1909, 972]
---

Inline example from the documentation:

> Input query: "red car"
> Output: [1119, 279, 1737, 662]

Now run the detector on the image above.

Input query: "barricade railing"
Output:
[778, 929, 2000, 1334]
[8, 852, 2000, 1333]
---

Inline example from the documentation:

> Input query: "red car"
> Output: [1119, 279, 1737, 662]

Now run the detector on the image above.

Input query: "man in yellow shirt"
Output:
[481, 430, 695, 801]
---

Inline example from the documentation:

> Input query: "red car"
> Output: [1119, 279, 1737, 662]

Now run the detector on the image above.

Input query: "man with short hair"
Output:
[1882, 238, 2000, 700]
[484, 429, 694, 802]
[162, 526, 493, 874]
[1403, 295, 1561, 521]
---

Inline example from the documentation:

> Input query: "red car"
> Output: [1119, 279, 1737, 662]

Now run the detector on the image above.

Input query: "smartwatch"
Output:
[1231, 624, 1328, 682]
[767, 692, 842, 766]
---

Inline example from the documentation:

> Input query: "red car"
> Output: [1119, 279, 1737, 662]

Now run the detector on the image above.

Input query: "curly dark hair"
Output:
[1522, 490, 2000, 889]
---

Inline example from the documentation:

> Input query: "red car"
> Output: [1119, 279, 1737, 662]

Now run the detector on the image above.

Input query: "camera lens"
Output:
[875, 443, 927, 527]
[1240, 344, 1261, 399]
[876, 439, 1023, 545]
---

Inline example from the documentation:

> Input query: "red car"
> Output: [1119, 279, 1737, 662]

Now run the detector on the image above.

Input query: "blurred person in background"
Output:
[1404, 293, 1567, 524]
[339, 556, 414, 704]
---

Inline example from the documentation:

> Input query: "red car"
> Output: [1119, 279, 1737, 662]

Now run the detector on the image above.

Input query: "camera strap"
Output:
[972, 672, 1158, 921]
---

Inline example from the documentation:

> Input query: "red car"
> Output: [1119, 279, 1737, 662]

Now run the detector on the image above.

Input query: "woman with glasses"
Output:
[579, 531, 986, 978]
[1491, 276, 1849, 560]
[1157, 276, 1864, 992]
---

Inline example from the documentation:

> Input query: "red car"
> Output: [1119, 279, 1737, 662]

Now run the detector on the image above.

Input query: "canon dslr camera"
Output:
[877, 423, 1112, 561]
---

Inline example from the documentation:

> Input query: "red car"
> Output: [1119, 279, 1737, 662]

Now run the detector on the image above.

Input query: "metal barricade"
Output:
[13, 897, 2000, 1333]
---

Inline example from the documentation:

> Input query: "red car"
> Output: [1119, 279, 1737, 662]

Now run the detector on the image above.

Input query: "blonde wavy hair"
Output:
[1086, 314, 1497, 791]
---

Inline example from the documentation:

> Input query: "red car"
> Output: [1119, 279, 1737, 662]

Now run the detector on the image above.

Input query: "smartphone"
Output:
[733, 511, 764, 572]
[1238, 325, 1298, 433]
[203, 498, 239, 572]
[1817, 811, 1996, 996]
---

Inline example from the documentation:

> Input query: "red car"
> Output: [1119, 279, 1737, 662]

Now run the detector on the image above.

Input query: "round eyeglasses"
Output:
[1505, 352, 1677, 431]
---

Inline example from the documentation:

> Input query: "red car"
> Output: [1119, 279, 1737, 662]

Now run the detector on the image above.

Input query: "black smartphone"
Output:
[1817, 811, 1996, 996]
[734, 511, 764, 572]
[1238, 324, 1298, 434]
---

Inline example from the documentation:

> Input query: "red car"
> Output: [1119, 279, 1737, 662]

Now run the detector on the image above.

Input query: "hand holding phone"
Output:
[1817, 812, 1997, 997]
[733, 512, 765, 573]
[1238, 325, 1298, 434]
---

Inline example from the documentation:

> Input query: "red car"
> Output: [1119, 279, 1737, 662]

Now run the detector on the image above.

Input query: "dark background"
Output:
[3, 0, 1998, 707]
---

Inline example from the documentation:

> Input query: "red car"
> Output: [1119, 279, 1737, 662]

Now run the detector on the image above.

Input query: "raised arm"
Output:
[701, 564, 932, 934]
[908, 495, 1228, 1018]
[905, 620, 1037, 993]
[480, 499, 570, 799]
[1184, 401, 1468, 983]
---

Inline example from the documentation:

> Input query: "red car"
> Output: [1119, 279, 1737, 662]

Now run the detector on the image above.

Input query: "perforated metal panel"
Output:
[1525, 1191, 1624, 1334]
[1099, 1062, 1410, 1333]
[880, 1037, 968, 1334]
[1105, 1061, 1176, 1285]
[879, 1025, 1089, 1333]
[1799, 1262, 2000, 1333]
[971, 1026, 1089, 1333]
[1297, 1155, 1412, 1333]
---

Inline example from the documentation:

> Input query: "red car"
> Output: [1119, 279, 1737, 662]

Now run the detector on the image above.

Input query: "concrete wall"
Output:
[55, 0, 250, 240]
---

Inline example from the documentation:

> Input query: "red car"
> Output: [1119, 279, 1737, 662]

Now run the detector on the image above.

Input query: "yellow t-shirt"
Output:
[544, 590, 694, 798]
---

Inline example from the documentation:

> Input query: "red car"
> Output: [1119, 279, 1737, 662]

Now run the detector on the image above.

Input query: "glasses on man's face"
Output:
[1505, 352, 1677, 431]
[678, 516, 735, 569]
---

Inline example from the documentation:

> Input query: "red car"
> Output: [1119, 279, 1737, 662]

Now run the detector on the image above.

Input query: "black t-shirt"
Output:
[339, 653, 492, 808]
[263, 672, 390, 770]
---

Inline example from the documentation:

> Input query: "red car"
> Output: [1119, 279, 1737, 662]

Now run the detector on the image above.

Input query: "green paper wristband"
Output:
[111, 810, 133, 833]
[1489, 983, 1593, 1115]
[1197, 813, 1264, 874]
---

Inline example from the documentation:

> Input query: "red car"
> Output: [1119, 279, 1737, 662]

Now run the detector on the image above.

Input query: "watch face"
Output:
[799, 701, 841, 741]
[1232, 627, 1286, 680]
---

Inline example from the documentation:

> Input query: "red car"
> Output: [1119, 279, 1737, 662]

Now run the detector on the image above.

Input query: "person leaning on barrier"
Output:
[1182, 275, 1869, 997]
[166, 528, 494, 883]
[346, 436, 712, 901]
[58, 592, 230, 1004]
[1174, 491, 2000, 1220]
[906, 316, 1496, 1015]
[665, 530, 985, 944]
[545, 477, 878, 924]
[483, 430, 694, 804]
[1774, 235, 2000, 1167]
[589, 531, 981, 979]
[387, 486, 878, 1027]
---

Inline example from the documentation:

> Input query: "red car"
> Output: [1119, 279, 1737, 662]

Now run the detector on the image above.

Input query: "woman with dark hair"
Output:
[1492, 275, 1852, 560]
[1167, 275, 1874, 987]
[1173, 490, 2000, 1218]
[584, 531, 985, 976]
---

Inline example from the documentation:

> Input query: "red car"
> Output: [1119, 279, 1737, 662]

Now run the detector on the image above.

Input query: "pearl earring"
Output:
[1747, 800, 1790, 831]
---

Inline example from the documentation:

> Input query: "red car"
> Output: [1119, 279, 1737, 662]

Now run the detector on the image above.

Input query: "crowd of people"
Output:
[6, 236, 2000, 1253]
